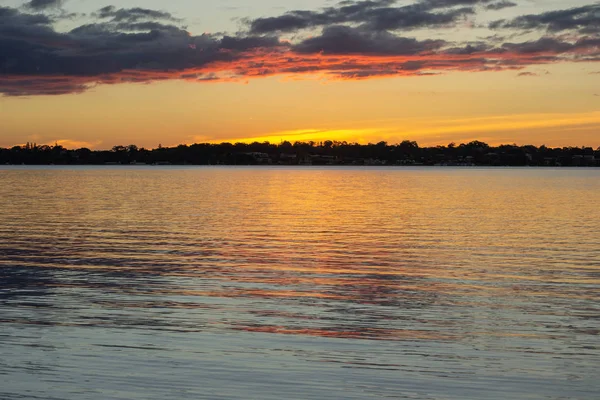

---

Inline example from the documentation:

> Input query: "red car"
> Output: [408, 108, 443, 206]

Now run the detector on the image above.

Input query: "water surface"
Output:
[1, 166, 599, 399]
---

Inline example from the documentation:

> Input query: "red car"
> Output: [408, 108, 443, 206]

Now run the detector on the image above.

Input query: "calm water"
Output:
[1, 166, 599, 400]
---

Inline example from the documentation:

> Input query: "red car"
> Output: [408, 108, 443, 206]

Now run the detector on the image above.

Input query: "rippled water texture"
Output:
[1, 166, 599, 399]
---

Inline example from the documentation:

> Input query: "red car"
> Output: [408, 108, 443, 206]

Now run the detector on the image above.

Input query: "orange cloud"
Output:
[2, 42, 596, 96]
[3, 2, 599, 96]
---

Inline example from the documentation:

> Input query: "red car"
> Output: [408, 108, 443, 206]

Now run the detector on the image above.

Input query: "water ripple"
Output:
[0, 166, 599, 400]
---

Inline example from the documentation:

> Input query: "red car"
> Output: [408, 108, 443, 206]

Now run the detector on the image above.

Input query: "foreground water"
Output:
[0, 166, 598, 400]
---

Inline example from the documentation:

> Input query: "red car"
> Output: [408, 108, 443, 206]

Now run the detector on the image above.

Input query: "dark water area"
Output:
[1, 166, 599, 399]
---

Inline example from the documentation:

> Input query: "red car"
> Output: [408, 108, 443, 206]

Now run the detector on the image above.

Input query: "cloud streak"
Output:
[490, 4, 600, 34]
[0, 1, 599, 96]
[248, 0, 476, 34]
[24, 0, 63, 11]
[485, 1, 517, 11]
[94, 6, 180, 23]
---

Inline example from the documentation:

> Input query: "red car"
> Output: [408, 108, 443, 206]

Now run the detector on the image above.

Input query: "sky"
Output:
[0, 0, 599, 149]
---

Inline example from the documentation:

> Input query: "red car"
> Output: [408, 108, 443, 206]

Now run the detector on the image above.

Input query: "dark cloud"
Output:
[0, 6, 284, 95]
[485, 1, 517, 11]
[0, 77, 89, 96]
[444, 42, 491, 54]
[498, 37, 600, 56]
[249, 13, 312, 34]
[220, 35, 282, 51]
[249, 0, 475, 34]
[361, 6, 474, 31]
[293, 25, 445, 55]
[420, 0, 494, 9]
[500, 37, 576, 54]
[24, 0, 62, 10]
[95, 6, 179, 23]
[490, 4, 600, 34]
[1, 1, 600, 96]
[0, 6, 51, 25]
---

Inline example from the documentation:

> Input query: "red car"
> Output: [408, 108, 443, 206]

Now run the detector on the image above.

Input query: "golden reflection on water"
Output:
[0, 166, 599, 399]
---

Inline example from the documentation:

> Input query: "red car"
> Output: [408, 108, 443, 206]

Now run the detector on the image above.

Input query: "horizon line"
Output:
[8, 140, 600, 152]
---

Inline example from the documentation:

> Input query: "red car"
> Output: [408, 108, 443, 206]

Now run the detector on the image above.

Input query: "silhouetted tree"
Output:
[1, 140, 599, 167]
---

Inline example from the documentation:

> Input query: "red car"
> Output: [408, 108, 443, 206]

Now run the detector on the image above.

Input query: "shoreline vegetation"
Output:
[3, 140, 600, 167]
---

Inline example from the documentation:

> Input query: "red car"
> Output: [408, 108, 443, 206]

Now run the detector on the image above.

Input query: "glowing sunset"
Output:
[1, 2, 600, 400]
[1, 0, 599, 148]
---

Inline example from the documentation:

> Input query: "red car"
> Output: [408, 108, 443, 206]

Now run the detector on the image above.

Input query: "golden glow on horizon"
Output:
[202, 128, 380, 144]
[215, 111, 600, 146]
[1, 63, 599, 149]
[54, 139, 103, 149]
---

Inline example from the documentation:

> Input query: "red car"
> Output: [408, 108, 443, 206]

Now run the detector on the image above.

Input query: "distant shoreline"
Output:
[3, 140, 599, 167]
[3, 164, 600, 169]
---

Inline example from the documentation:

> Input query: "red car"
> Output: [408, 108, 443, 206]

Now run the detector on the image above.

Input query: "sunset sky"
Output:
[1, 0, 599, 149]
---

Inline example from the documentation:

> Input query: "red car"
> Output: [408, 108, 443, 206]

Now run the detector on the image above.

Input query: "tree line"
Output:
[2, 140, 599, 166]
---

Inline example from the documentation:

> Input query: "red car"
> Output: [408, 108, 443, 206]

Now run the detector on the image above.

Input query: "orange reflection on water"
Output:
[1, 167, 599, 346]
[234, 325, 460, 341]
